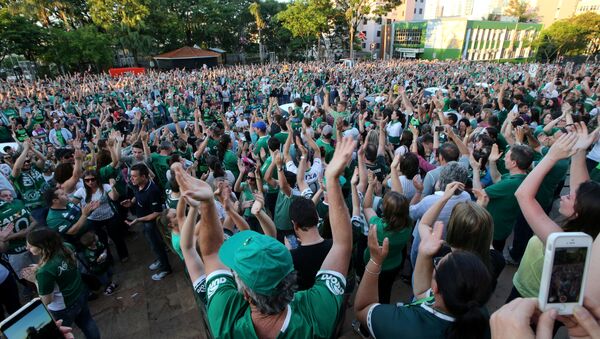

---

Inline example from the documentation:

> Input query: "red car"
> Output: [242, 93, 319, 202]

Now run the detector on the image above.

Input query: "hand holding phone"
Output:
[539, 232, 592, 315]
[0, 298, 64, 339]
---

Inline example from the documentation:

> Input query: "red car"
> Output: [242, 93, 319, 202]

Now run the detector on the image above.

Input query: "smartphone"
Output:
[0, 298, 63, 339]
[539, 232, 592, 315]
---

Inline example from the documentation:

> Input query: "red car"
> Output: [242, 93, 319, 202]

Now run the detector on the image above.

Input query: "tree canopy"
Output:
[534, 12, 600, 60]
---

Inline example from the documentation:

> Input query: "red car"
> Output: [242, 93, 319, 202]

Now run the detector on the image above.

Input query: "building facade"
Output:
[391, 18, 542, 61]
[533, 0, 579, 28]
[575, 0, 600, 14]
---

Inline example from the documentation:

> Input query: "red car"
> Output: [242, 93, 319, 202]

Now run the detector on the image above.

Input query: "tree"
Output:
[332, 0, 402, 60]
[504, 0, 538, 23]
[88, 0, 149, 31]
[276, 0, 327, 60]
[534, 12, 600, 60]
[44, 25, 114, 72]
[249, 2, 266, 62]
[0, 8, 47, 62]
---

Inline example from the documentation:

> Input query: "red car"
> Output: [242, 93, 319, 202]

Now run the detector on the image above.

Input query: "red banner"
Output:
[108, 67, 145, 77]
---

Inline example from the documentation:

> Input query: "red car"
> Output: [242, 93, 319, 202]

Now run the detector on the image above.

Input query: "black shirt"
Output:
[291, 239, 333, 290]
[133, 181, 163, 218]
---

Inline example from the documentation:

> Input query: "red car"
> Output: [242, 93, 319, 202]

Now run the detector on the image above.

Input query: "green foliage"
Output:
[504, 0, 538, 23]
[0, 8, 47, 62]
[88, 0, 150, 31]
[276, 1, 327, 41]
[44, 25, 114, 72]
[534, 12, 600, 60]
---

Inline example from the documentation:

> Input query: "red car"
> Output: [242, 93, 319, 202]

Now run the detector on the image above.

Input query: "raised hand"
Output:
[413, 176, 424, 193]
[325, 136, 355, 179]
[418, 221, 445, 257]
[472, 188, 489, 207]
[488, 144, 503, 163]
[547, 133, 578, 161]
[368, 224, 389, 265]
[442, 181, 464, 200]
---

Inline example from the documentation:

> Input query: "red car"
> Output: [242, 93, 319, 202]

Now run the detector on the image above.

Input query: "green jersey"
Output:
[83, 240, 110, 274]
[364, 216, 411, 271]
[15, 128, 29, 142]
[253, 135, 270, 158]
[316, 138, 334, 163]
[274, 190, 294, 231]
[0, 199, 32, 254]
[99, 164, 126, 196]
[36, 244, 84, 308]
[259, 156, 278, 193]
[206, 270, 346, 339]
[47, 203, 84, 237]
[165, 189, 179, 209]
[485, 173, 527, 241]
[10, 167, 49, 209]
[150, 153, 171, 189]
[223, 150, 239, 179]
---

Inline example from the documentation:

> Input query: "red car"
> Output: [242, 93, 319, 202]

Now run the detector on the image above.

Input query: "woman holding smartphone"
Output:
[23, 228, 101, 339]
[512, 125, 600, 302]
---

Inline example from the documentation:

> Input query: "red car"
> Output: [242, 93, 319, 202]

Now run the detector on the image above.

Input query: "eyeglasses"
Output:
[247, 176, 256, 180]
[84, 178, 96, 183]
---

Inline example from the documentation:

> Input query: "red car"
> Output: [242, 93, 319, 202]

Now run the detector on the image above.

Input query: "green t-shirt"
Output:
[99, 164, 126, 196]
[534, 148, 569, 209]
[584, 93, 597, 113]
[368, 294, 455, 339]
[513, 236, 544, 298]
[83, 240, 110, 274]
[150, 153, 171, 189]
[36, 244, 84, 308]
[274, 132, 289, 146]
[171, 232, 184, 261]
[206, 269, 346, 339]
[253, 135, 270, 159]
[240, 182, 255, 218]
[47, 203, 84, 237]
[15, 128, 29, 142]
[274, 190, 294, 231]
[165, 189, 179, 209]
[316, 138, 334, 163]
[2, 108, 18, 121]
[223, 150, 239, 179]
[259, 156, 278, 194]
[55, 129, 66, 146]
[10, 167, 49, 209]
[206, 137, 220, 156]
[0, 199, 32, 254]
[364, 216, 411, 271]
[485, 173, 527, 240]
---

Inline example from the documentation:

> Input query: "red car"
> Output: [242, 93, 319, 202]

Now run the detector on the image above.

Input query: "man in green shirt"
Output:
[472, 144, 534, 252]
[0, 189, 36, 279]
[316, 125, 335, 163]
[10, 140, 49, 225]
[252, 121, 270, 161]
[172, 137, 355, 339]
[45, 187, 98, 247]
[150, 141, 174, 190]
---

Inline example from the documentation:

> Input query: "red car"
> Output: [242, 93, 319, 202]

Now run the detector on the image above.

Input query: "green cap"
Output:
[218, 230, 293, 296]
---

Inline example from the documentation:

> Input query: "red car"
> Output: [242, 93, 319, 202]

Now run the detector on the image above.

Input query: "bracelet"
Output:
[369, 258, 381, 267]
[365, 266, 381, 275]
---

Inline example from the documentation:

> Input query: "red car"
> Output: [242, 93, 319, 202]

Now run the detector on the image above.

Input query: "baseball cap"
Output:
[218, 230, 293, 296]
[252, 121, 267, 131]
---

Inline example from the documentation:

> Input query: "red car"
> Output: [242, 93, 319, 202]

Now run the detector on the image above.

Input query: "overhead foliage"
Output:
[504, 0, 538, 23]
[534, 12, 600, 60]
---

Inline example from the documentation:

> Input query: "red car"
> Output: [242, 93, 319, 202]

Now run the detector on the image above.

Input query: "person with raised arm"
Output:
[173, 137, 355, 339]
[511, 125, 600, 306]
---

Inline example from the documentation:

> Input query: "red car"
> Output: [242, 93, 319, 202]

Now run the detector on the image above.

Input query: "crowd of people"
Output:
[0, 59, 600, 338]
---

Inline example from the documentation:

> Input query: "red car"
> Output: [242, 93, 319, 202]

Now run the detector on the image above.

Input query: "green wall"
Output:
[466, 20, 542, 31]
[422, 48, 462, 60]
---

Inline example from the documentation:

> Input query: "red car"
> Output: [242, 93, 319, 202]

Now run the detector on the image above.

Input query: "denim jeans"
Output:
[51, 290, 101, 339]
[142, 221, 171, 272]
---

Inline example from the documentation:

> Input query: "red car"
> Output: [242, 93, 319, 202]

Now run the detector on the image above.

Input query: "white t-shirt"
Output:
[587, 139, 600, 162]
[73, 184, 114, 221]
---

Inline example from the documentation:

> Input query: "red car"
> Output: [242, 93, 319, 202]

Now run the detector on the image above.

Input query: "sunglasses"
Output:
[247, 176, 256, 180]
[84, 178, 96, 182]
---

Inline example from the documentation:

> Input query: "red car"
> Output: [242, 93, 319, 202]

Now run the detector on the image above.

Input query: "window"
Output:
[376, 17, 382, 24]
[376, 43, 380, 49]
[362, 31, 367, 38]
[363, 18, 368, 25]
[420, 0, 424, 2]
[419, 8, 422, 14]
[377, 31, 381, 37]
[362, 43, 366, 49]
[414, 8, 416, 14]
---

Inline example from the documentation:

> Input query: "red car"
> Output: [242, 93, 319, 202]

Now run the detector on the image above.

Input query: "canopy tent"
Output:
[153, 46, 222, 69]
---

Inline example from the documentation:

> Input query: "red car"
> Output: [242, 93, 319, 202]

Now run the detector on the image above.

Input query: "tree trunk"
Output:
[258, 30, 264, 63]
[350, 24, 354, 61]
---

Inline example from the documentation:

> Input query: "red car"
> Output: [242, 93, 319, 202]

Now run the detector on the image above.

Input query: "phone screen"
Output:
[547, 247, 588, 304]
[1, 299, 62, 339]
